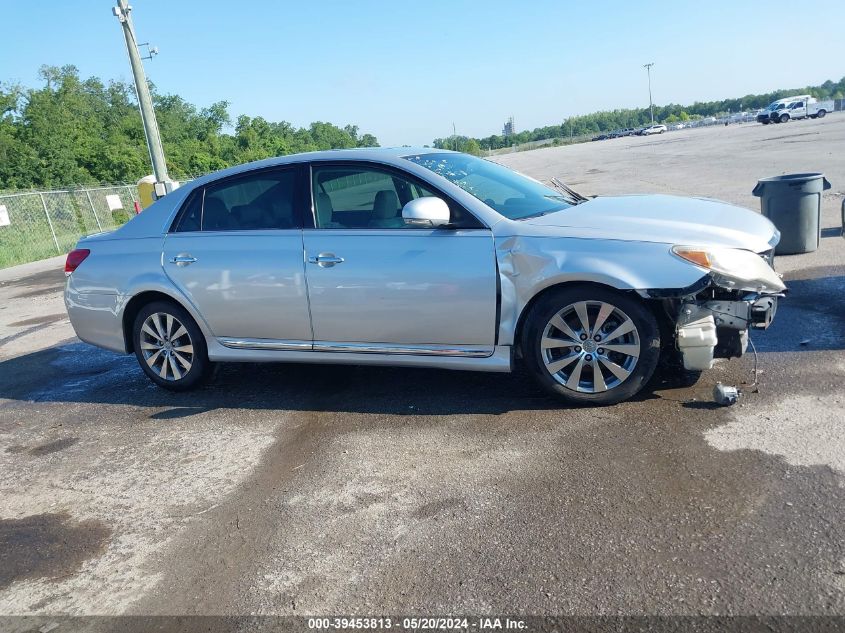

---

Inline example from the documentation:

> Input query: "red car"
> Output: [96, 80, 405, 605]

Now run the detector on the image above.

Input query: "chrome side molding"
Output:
[218, 338, 492, 358]
[219, 338, 313, 351]
[313, 342, 493, 357]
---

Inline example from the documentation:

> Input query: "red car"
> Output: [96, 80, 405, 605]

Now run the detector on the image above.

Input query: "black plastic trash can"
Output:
[752, 173, 831, 255]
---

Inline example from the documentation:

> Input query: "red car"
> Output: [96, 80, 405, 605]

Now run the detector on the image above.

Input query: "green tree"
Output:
[464, 138, 482, 156]
[357, 133, 379, 147]
[0, 67, 380, 191]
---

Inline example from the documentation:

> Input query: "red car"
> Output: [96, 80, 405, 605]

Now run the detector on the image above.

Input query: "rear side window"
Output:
[173, 169, 298, 232]
[175, 190, 203, 232]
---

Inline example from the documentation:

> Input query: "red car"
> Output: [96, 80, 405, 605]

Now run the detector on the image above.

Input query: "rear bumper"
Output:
[65, 282, 127, 353]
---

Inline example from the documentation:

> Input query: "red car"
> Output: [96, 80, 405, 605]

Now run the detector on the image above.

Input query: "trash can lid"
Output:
[756, 172, 824, 183]
[752, 172, 832, 197]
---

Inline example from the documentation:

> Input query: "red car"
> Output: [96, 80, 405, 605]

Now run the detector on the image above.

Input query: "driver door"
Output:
[302, 163, 497, 354]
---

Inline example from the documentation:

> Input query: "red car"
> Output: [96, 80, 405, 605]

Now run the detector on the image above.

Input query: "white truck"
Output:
[768, 96, 834, 123]
[756, 96, 805, 124]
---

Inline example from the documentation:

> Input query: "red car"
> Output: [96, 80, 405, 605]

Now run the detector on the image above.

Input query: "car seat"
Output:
[368, 190, 404, 228]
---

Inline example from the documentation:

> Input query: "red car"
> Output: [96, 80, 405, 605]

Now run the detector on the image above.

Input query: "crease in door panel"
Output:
[299, 229, 316, 344]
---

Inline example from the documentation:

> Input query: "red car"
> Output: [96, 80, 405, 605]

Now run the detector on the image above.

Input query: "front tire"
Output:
[132, 300, 211, 391]
[521, 286, 661, 406]
[779, 114, 789, 123]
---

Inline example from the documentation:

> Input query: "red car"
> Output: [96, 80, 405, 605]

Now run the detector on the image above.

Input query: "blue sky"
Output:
[1, 1, 844, 146]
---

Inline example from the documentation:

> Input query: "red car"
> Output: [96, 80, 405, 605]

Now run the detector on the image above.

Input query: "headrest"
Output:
[232, 204, 262, 227]
[203, 197, 229, 230]
[373, 190, 400, 219]
[317, 192, 334, 214]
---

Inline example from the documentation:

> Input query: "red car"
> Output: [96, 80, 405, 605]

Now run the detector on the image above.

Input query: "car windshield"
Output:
[404, 152, 573, 220]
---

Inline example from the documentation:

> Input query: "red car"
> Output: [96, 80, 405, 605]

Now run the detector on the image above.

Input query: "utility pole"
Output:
[643, 62, 655, 125]
[452, 122, 457, 151]
[113, 1, 174, 197]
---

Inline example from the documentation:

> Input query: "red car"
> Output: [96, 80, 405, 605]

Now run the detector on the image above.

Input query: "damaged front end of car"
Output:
[643, 244, 786, 371]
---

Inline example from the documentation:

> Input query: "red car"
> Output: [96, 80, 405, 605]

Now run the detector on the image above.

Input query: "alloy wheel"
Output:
[139, 312, 194, 381]
[541, 300, 640, 393]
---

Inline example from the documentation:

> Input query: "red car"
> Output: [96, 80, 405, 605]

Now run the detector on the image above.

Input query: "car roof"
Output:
[188, 146, 450, 187]
[114, 146, 512, 239]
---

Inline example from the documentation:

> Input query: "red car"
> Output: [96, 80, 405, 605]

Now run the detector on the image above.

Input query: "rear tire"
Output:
[817, 109, 826, 119]
[132, 300, 211, 391]
[521, 286, 661, 406]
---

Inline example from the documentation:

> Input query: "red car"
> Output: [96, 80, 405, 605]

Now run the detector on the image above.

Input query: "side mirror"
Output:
[402, 197, 451, 227]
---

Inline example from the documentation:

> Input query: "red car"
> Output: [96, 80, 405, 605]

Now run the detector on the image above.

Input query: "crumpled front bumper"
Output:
[675, 292, 779, 371]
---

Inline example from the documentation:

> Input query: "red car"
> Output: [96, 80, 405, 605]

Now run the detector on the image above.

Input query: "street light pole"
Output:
[113, 0, 174, 196]
[643, 62, 655, 125]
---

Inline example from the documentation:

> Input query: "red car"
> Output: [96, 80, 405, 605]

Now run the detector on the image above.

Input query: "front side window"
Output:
[174, 169, 297, 232]
[405, 152, 574, 220]
[311, 165, 438, 229]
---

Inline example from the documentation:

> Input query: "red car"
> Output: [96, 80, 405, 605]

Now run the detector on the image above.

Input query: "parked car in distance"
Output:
[641, 124, 668, 135]
[64, 148, 785, 406]
[592, 134, 609, 141]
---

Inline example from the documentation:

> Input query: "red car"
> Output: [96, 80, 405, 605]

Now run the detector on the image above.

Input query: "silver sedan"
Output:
[64, 148, 785, 405]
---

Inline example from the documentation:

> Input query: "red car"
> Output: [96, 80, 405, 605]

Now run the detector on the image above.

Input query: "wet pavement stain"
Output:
[0, 512, 111, 590]
[9, 314, 66, 328]
[5, 438, 79, 456]
[412, 497, 468, 520]
[27, 438, 79, 456]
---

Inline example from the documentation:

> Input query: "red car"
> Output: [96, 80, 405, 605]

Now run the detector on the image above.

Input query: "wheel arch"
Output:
[512, 280, 653, 358]
[122, 289, 205, 353]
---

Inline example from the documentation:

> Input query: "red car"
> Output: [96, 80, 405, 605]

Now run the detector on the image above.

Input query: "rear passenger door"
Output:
[163, 166, 312, 345]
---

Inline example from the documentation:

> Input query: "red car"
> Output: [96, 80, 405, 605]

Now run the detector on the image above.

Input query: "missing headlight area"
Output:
[673, 285, 779, 371]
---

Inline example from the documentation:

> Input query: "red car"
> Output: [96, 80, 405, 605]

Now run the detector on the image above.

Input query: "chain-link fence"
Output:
[0, 184, 139, 269]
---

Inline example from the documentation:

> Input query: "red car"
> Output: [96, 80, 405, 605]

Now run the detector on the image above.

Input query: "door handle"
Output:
[308, 253, 344, 268]
[169, 254, 197, 266]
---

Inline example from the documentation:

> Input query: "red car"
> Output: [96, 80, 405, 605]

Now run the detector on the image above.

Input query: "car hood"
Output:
[516, 194, 779, 252]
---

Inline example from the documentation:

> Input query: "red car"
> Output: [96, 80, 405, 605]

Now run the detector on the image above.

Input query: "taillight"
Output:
[65, 249, 90, 275]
